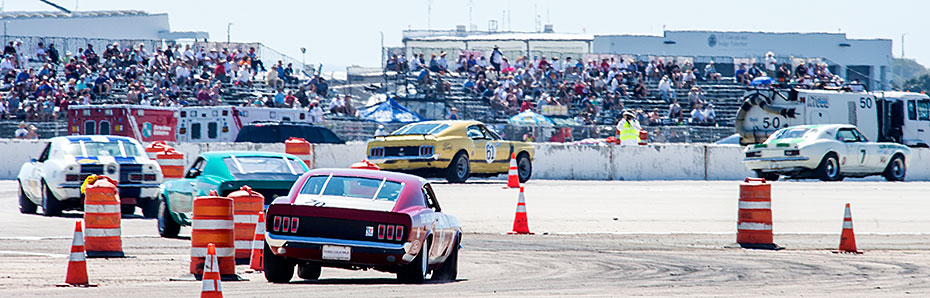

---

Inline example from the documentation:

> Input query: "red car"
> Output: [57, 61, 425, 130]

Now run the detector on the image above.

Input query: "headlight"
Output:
[106, 164, 117, 174]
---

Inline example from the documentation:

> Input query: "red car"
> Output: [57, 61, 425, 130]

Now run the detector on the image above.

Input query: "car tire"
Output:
[157, 196, 180, 238]
[41, 181, 62, 217]
[815, 153, 842, 182]
[140, 198, 159, 218]
[19, 181, 37, 214]
[121, 204, 136, 216]
[753, 170, 780, 182]
[397, 239, 429, 284]
[264, 243, 295, 283]
[431, 235, 459, 282]
[883, 155, 906, 182]
[517, 153, 532, 183]
[445, 152, 470, 183]
[297, 263, 322, 280]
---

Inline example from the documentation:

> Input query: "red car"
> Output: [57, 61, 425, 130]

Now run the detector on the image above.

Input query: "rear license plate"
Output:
[322, 245, 351, 261]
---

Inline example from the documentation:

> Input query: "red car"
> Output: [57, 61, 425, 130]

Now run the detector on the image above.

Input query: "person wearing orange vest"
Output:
[616, 111, 642, 146]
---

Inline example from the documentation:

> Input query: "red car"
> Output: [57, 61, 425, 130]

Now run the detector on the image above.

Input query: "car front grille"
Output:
[119, 164, 143, 183]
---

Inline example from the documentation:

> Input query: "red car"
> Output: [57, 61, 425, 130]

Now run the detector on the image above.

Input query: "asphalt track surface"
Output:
[0, 179, 929, 297]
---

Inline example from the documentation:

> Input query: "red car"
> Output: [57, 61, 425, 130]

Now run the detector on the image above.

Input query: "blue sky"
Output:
[5, 0, 927, 72]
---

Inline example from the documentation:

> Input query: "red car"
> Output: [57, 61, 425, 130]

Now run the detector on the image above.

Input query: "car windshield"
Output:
[299, 175, 404, 202]
[69, 141, 143, 157]
[391, 123, 449, 136]
[766, 127, 813, 142]
[222, 156, 306, 179]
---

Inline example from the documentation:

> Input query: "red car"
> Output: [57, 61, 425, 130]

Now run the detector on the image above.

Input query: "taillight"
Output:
[784, 150, 800, 156]
[273, 216, 281, 232]
[129, 174, 143, 181]
[745, 151, 761, 158]
[282, 217, 290, 233]
[377, 224, 385, 239]
[290, 217, 300, 233]
[386, 225, 395, 240]
[419, 145, 434, 156]
[66, 174, 80, 181]
[369, 147, 384, 157]
[395, 226, 404, 240]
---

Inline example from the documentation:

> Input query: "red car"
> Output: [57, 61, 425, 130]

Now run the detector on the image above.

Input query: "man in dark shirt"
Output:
[47, 44, 60, 64]
[3, 41, 15, 57]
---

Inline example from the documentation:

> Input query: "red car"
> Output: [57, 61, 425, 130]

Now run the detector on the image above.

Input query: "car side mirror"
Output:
[186, 168, 201, 178]
[30, 158, 37, 163]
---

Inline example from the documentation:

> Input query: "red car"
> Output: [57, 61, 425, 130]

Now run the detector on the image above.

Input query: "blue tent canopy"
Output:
[358, 98, 426, 123]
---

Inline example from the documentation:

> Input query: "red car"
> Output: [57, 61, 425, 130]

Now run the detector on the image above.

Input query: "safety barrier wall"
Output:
[1, 139, 928, 181]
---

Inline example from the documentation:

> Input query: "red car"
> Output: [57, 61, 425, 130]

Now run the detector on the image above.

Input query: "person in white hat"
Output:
[616, 111, 643, 146]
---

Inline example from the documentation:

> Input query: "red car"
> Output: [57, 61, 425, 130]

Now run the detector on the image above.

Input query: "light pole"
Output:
[300, 47, 306, 74]
[226, 23, 232, 46]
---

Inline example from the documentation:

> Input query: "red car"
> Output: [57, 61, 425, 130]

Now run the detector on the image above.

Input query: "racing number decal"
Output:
[860, 149, 867, 164]
[859, 97, 873, 109]
[762, 117, 781, 129]
[485, 142, 496, 164]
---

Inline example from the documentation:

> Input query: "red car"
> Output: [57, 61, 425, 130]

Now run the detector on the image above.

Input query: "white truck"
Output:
[735, 86, 930, 147]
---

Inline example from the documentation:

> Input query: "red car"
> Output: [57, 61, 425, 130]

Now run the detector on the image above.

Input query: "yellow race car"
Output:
[367, 120, 534, 183]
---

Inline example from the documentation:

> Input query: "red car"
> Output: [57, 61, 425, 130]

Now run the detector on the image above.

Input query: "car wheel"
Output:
[431, 236, 459, 282]
[121, 204, 136, 216]
[264, 243, 295, 283]
[157, 196, 180, 238]
[445, 152, 470, 183]
[41, 181, 62, 217]
[19, 181, 37, 214]
[753, 170, 780, 182]
[297, 263, 321, 280]
[140, 198, 159, 218]
[815, 153, 842, 181]
[517, 153, 532, 183]
[397, 239, 429, 284]
[883, 155, 906, 181]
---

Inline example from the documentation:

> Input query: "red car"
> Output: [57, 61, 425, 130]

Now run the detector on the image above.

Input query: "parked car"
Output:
[743, 124, 910, 181]
[17, 136, 163, 217]
[234, 121, 344, 144]
[264, 168, 461, 283]
[156, 151, 308, 238]
[366, 120, 534, 183]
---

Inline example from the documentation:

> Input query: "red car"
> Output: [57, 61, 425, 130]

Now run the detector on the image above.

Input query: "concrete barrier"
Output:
[1, 139, 929, 181]
[533, 143, 611, 180]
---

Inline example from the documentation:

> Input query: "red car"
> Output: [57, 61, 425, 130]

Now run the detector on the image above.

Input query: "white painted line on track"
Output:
[0, 250, 69, 258]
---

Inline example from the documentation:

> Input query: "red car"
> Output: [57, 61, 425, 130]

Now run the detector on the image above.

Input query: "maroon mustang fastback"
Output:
[264, 168, 462, 283]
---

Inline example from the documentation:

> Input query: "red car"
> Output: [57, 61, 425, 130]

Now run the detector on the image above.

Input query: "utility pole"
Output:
[226, 23, 232, 46]
[427, 0, 432, 32]
[901, 33, 906, 58]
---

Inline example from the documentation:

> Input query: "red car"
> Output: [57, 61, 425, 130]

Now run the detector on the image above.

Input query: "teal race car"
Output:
[157, 151, 308, 238]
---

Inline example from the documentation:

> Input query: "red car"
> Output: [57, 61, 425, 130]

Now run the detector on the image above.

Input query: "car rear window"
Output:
[766, 127, 813, 142]
[299, 175, 404, 202]
[223, 156, 306, 179]
[391, 123, 449, 136]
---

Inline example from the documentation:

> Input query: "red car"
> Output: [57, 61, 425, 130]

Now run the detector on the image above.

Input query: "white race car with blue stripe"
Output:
[17, 135, 163, 217]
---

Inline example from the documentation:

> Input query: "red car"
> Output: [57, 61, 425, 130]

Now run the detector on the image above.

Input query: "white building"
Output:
[594, 31, 892, 90]
[0, 10, 207, 40]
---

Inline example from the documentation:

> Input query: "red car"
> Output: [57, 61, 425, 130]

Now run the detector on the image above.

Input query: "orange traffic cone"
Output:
[507, 187, 533, 235]
[201, 243, 223, 298]
[247, 212, 265, 272]
[834, 203, 862, 254]
[506, 152, 520, 188]
[57, 221, 97, 287]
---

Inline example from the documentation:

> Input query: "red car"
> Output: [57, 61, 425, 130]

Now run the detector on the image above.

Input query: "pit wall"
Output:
[3, 139, 928, 181]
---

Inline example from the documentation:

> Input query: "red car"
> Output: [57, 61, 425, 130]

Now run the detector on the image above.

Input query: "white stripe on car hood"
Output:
[294, 194, 396, 212]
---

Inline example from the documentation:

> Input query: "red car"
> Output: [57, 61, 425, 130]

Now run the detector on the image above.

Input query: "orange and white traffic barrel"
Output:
[83, 175, 125, 258]
[638, 131, 648, 145]
[737, 177, 783, 250]
[190, 191, 237, 279]
[285, 137, 312, 169]
[248, 211, 266, 272]
[157, 149, 185, 180]
[145, 141, 172, 160]
[228, 186, 265, 263]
